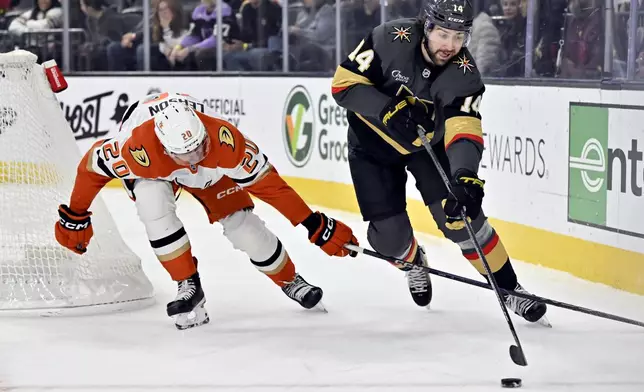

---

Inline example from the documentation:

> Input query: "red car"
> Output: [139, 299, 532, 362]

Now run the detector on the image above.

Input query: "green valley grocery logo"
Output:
[283, 86, 315, 167]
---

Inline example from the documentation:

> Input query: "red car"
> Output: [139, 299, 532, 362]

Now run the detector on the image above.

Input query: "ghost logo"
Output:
[218, 126, 235, 150]
[110, 93, 129, 124]
[283, 85, 315, 167]
[59, 91, 112, 140]
[0, 106, 17, 135]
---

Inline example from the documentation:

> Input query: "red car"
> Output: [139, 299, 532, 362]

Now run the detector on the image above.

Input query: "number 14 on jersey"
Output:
[348, 39, 374, 73]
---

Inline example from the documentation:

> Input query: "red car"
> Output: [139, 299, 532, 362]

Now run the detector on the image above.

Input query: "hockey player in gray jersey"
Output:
[331, 0, 547, 323]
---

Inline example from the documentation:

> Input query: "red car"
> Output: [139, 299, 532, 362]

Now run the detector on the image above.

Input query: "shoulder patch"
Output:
[390, 26, 412, 42]
[129, 146, 150, 167]
[218, 126, 235, 150]
[454, 54, 476, 74]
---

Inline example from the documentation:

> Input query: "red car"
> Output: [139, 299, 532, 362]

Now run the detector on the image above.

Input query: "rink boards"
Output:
[55, 76, 644, 295]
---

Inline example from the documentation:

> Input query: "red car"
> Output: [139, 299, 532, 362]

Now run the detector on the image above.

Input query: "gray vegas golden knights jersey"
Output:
[332, 18, 485, 174]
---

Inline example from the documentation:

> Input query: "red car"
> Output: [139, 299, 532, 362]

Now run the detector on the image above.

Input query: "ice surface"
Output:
[1, 189, 643, 392]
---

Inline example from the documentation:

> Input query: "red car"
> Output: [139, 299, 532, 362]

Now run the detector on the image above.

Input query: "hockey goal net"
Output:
[0, 50, 154, 315]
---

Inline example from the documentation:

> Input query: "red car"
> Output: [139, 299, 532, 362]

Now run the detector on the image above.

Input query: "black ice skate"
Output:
[405, 246, 432, 308]
[504, 283, 550, 327]
[166, 272, 210, 330]
[282, 273, 326, 312]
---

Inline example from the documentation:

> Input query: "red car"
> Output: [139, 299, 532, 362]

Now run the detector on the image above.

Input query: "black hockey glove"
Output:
[379, 93, 434, 146]
[442, 169, 485, 230]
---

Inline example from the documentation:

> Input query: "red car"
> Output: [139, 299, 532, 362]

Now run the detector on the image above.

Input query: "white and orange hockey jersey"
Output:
[68, 92, 313, 226]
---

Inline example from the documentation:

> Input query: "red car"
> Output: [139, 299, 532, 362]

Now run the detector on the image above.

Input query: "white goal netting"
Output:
[0, 50, 154, 314]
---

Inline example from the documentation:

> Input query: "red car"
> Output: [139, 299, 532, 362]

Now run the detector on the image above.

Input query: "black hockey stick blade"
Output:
[510, 345, 528, 366]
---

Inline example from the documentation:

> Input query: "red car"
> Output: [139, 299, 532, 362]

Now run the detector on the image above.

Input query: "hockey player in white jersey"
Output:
[55, 92, 359, 329]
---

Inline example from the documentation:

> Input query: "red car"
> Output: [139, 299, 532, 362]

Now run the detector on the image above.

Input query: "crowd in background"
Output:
[1, 0, 644, 78]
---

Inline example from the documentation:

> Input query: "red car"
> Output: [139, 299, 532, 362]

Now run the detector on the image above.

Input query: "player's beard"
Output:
[429, 46, 456, 66]
[422, 38, 455, 66]
[431, 50, 455, 66]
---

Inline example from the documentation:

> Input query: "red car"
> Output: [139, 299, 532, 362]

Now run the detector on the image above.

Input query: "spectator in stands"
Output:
[559, 0, 603, 79]
[151, 0, 189, 70]
[6, 0, 62, 63]
[227, 0, 244, 13]
[625, 2, 644, 78]
[79, 0, 140, 71]
[224, 0, 282, 71]
[106, 0, 158, 71]
[482, 0, 502, 16]
[288, 0, 336, 71]
[386, 0, 417, 20]
[0, 1, 20, 45]
[108, 0, 188, 71]
[496, 0, 526, 76]
[343, 0, 381, 56]
[0, 0, 9, 31]
[8, 0, 62, 35]
[532, 0, 567, 77]
[0, 0, 20, 17]
[0, 0, 11, 13]
[468, 11, 502, 76]
[172, 0, 242, 71]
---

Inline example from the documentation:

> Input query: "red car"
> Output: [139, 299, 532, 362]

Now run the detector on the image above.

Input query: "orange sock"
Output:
[264, 255, 297, 287]
[160, 250, 197, 281]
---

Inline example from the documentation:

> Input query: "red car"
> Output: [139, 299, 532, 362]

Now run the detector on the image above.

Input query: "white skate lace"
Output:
[505, 284, 536, 316]
[282, 275, 312, 301]
[406, 267, 429, 293]
[176, 279, 196, 301]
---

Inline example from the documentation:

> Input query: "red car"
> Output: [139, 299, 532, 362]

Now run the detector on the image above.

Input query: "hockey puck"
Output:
[501, 378, 522, 388]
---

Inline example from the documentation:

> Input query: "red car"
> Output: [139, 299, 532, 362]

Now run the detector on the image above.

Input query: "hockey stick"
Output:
[344, 244, 644, 329]
[415, 125, 528, 367]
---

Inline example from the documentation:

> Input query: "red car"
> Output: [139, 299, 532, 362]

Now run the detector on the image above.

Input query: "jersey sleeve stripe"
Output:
[232, 158, 270, 185]
[86, 148, 97, 173]
[95, 154, 116, 178]
[331, 65, 374, 94]
[233, 171, 258, 185]
[445, 133, 484, 150]
[444, 116, 483, 149]
[355, 113, 411, 155]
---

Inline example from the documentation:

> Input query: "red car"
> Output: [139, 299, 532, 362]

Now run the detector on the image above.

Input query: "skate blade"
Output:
[310, 301, 328, 313]
[536, 315, 552, 328]
[174, 304, 210, 330]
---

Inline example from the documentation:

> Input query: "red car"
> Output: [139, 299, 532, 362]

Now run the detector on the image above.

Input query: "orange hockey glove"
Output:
[55, 204, 93, 255]
[302, 212, 358, 257]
